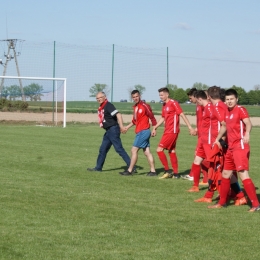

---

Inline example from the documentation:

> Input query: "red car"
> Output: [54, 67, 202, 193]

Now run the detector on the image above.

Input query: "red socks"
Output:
[219, 178, 230, 205]
[169, 152, 178, 174]
[157, 151, 169, 171]
[243, 178, 259, 207]
[190, 163, 201, 186]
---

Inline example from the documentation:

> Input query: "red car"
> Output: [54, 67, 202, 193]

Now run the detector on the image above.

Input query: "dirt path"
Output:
[1, 112, 260, 126]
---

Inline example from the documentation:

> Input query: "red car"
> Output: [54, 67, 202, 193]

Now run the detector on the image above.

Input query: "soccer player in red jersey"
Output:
[120, 90, 157, 176]
[181, 88, 209, 183]
[195, 86, 246, 204]
[208, 88, 260, 212]
[187, 90, 218, 192]
[151, 87, 195, 179]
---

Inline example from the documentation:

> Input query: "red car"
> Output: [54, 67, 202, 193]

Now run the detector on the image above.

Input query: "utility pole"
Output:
[0, 39, 25, 101]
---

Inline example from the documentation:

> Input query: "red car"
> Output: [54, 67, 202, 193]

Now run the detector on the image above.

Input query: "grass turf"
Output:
[1, 124, 260, 259]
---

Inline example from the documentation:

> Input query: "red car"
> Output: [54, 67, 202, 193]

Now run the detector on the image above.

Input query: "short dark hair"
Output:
[208, 86, 221, 100]
[225, 88, 238, 98]
[195, 90, 207, 100]
[131, 89, 140, 95]
[158, 87, 169, 93]
[187, 88, 197, 97]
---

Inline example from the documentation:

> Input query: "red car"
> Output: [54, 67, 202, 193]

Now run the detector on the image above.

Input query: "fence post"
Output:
[111, 44, 114, 102]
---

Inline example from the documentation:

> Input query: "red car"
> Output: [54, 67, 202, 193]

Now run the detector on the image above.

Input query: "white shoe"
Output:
[181, 174, 194, 181]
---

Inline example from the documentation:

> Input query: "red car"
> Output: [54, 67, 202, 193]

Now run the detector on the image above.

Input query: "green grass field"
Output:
[1, 124, 260, 259]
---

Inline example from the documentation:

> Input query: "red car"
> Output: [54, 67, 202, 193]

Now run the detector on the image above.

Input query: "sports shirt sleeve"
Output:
[238, 106, 249, 120]
[143, 103, 157, 126]
[106, 103, 119, 117]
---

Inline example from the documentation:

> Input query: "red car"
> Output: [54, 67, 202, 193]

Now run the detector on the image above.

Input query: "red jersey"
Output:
[211, 100, 227, 139]
[225, 105, 249, 149]
[161, 99, 183, 134]
[132, 101, 157, 133]
[201, 103, 218, 145]
[196, 104, 204, 138]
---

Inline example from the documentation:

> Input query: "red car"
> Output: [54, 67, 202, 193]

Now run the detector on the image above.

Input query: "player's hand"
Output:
[151, 129, 156, 137]
[243, 132, 250, 144]
[189, 128, 196, 136]
[120, 127, 127, 134]
[213, 140, 221, 149]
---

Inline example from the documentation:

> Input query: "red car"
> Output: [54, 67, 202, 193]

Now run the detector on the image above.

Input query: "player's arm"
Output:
[180, 112, 196, 135]
[214, 120, 227, 148]
[242, 117, 252, 144]
[116, 112, 126, 133]
[124, 122, 134, 133]
[143, 104, 157, 126]
[151, 117, 165, 136]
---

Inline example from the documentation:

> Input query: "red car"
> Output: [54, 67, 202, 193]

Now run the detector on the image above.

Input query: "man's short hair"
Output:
[158, 87, 169, 93]
[225, 88, 238, 98]
[208, 86, 221, 100]
[187, 88, 197, 97]
[195, 90, 208, 100]
[131, 89, 140, 95]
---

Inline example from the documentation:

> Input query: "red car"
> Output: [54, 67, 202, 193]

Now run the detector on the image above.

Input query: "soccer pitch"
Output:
[1, 124, 260, 259]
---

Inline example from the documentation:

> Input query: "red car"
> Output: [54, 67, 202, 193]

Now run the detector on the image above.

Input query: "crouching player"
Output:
[208, 89, 260, 212]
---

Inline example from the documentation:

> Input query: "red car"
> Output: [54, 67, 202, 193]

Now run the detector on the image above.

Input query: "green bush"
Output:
[0, 98, 28, 111]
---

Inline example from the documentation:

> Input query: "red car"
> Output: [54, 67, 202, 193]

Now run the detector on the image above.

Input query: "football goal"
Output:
[0, 76, 67, 127]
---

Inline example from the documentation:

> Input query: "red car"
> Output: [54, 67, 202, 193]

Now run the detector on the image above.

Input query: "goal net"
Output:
[0, 76, 67, 127]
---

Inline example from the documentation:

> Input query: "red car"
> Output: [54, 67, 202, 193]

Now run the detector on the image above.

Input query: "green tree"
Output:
[166, 84, 178, 90]
[134, 84, 146, 96]
[192, 82, 209, 90]
[172, 88, 188, 103]
[89, 83, 110, 97]
[7, 85, 21, 101]
[230, 85, 248, 105]
[23, 83, 44, 101]
[1, 86, 9, 98]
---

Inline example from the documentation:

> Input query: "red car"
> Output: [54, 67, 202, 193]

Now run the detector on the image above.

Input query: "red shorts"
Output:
[224, 147, 250, 171]
[195, 140, 212, 159]
[158, 133, 178, 150]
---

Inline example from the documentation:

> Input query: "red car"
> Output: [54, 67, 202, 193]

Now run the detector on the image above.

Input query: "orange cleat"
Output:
[208, 203, 226, 209]
[187, 186, 199, 192]
[199, 181, 208, 186]
[194, 197, 212, 203]
[234, 196, 248, 206]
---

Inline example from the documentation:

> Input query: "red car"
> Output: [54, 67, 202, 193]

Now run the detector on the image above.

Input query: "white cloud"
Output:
[174, 22, 192, 30]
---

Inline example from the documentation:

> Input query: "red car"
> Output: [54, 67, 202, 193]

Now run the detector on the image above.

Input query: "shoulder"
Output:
[237, 105, 249, 117]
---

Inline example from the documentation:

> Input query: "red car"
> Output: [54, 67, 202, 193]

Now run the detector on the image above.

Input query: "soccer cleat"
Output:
[199, 181, 208, 186]
[187, 186, 199, 192]
[132, 167, 138, 173]
[207, 203, 226, 209]
[234, 196, 248, 206]
[172, 173, 180, 179]
[248, 205, 260, 212]
[119, 170, 132, 176]
[194, 197, 212, 203]
[159, 173, 172, 179]
[87, 167, 102, 172]
[146, 171, 157, 177]
[159, 170, 173, 179]
[181, 174, 194, 181]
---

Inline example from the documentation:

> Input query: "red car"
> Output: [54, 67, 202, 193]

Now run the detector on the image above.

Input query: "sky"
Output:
[0, 0, 260, 102]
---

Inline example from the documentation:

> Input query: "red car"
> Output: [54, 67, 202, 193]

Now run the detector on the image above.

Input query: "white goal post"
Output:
[0, 76, 67, 127]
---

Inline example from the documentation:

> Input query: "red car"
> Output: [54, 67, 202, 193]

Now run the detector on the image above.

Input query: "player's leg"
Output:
[95, 131, 113, 171]
[108, 125, 130, 167]
[233, 148, 260, 211]
[187, 155, 204, 192]
[127, 146, 140, 172]
[143, 147, 156, 175]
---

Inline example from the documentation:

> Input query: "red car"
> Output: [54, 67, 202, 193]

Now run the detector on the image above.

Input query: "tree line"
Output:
[90, 82, 260, 105]
[1, 83, 43, 101]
